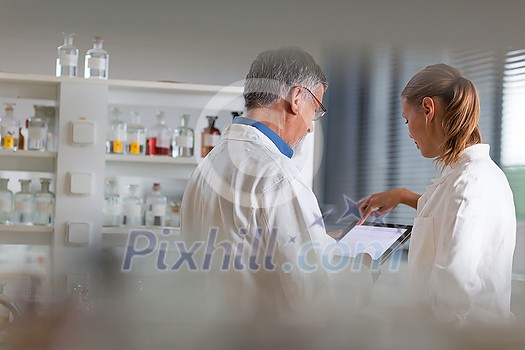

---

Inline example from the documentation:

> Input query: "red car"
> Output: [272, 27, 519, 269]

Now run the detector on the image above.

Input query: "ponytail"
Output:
[401, 64, 482, 166]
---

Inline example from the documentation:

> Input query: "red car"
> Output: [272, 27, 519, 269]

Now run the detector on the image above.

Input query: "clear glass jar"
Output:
[14, 179, 33, 225]
[1, 103, 19, 151]
[84, 36, 109, 79]
[145, 183, 167, 227]
[166, 202, 181, 227]
[103, 177, 121, 227]
[126, 112, 146, 155]
[28, 105, 49, 151]
[172, 114, 194, 158]
[33, 178, 54, 226]
[106, 107, 126, 154]
[123, 184, 143, 227]
[146, 111, 171, 156]
[0, 178, 13, 225]
[56, 32, 79, 78]
[201, 116, 220, 157]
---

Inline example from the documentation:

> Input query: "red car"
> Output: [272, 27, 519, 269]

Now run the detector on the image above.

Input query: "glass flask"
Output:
[0, 178, 13, 225]
[28, 105, 48, 151]
[14, 180, 33, 225]
[172, 114, 194, 158]
[84, 36, 109, 79]
[146, 111, 171, 156]
[123, 184, 143, 227]
[106, 107, 126, 154]
[56, 32, 79, 78]
[126, 112, 146, 155]
[33, 178, 54, 226]
[201, 116, 221, 157]
[145, 183, 167, 227]
[103, 177, 121, 227]
[0, 103, 19, 151]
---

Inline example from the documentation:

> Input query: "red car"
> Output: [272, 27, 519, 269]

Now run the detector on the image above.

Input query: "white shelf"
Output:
[0, 150, 57, 173]
[0, 149, 57, 158]
[0, 72, 243, 95]
[0, 225, 53, 245]
[105, 154, 198, 165]
[102, 226, 181, 248]
[102, 227, 181, 235]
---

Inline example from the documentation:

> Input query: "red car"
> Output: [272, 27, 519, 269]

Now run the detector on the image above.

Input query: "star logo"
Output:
[309, 208, 334, 229]
[283, 234, 299, 247]
[337, 194, 361, 223]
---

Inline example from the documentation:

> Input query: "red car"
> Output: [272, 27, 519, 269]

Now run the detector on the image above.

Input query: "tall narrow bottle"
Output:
[126, 112, 146, 155]
[103, 177, 122, 227]
[146, 111, 171, 156]
[0, 178, 13, 225]
[14, 180, 33, 225]
[123, 184, 143, 227]
[84, 36, 109, 79]
[28, 105, 48, 151]
[172, 114, 194, 158]
[33, 178, 54, 226]
[56, 32, 79, 78]
[106, 107, 126, 154]
[201, 116, 221, 157]
[0, 103, 19, 151]
[18, 119, 28, 151]
[145, 183, 167, 227]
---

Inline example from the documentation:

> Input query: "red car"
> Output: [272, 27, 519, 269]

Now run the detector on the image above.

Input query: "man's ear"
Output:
[421, 96, 435, 122]
[289, 86, 302, 115]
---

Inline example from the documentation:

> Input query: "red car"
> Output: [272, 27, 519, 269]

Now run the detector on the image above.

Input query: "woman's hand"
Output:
[357, 188, 420, 224]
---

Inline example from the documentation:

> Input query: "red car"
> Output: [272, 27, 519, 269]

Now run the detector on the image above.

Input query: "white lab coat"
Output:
[408, 144, 516, 325]
[181, 124, 371, 322]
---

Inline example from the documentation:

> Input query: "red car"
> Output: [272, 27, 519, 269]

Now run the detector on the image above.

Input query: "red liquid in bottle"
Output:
[147, 137, 170, 156]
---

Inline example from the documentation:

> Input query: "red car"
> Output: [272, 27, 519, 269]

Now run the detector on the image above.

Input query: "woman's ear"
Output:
[421, 96, 435, 122]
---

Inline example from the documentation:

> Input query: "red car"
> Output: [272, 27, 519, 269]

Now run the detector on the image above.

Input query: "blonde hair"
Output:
[401, 63, 482, 166]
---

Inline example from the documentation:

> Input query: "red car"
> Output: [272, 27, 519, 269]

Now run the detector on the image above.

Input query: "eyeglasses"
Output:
[301, 86, 327, 121]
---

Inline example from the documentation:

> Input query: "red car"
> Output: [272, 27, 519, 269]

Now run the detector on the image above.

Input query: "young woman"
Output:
[358, 64, 516, 325]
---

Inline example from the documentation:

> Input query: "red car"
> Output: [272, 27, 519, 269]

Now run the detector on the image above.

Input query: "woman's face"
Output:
[401, 97, 442, 158]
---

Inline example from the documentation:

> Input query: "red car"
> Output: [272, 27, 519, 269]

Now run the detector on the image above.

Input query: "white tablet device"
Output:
[335, 222, 412, 265]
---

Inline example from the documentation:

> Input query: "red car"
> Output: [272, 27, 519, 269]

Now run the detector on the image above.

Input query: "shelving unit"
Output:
[0, 72, 244, 302]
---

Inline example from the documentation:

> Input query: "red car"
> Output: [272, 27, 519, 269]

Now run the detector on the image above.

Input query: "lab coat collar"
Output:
[431, 144, 490, 186]
[223, 123, 293, 160]
[233, 116, 294, 158]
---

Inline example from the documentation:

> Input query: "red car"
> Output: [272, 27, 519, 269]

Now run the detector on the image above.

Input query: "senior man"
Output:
[181, 47, 371, 322]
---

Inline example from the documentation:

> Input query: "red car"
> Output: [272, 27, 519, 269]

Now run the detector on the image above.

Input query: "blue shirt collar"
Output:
[233, 116, 294, 158]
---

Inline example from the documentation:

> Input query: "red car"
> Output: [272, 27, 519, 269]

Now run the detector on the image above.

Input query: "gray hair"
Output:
[243, 47, 328, 110]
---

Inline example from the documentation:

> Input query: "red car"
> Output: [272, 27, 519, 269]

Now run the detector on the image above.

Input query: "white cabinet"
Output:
[0, 72, 244, 300]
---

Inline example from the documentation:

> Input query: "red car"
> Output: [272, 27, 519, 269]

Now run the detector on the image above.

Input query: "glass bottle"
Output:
[84, 36, 109, 79]
[0, 178, 13, 225]
[45, 106, 58, 152]
[106, 107, 126, 154]
[56, 32, 79, 78]
[0, 103, 19, 151]
[14, 180, 33, 225]
[28, 105, 49, 151]
[126, 112, 146, 155]
[172, 114, 194, 158]
[18, 119, 28, 151]
[146, 111, 171, 156]
[33, 178, 54, 226]
[201, 116, 221, 157]
[145, 183, 167, 227]
[123, 184, 143, 227]
[103, 177, 121, 227]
